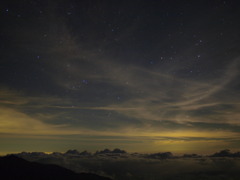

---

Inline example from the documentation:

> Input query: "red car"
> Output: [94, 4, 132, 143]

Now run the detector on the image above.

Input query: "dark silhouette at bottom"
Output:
[0, 155, 111, 180]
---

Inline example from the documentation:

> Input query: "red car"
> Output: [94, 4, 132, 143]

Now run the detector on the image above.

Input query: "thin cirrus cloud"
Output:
[1, 24, 239, 139]
[2, 35, 240, 129]
[1, 1, 240, 154]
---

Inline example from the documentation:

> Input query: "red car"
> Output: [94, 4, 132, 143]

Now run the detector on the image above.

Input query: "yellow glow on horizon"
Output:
[1, 104, 239, 155]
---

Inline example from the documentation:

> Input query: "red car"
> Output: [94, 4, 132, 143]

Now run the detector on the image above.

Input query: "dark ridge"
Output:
[95, 148, 126, 154]
[0, 155, 111, 180]
[65, 149, 80, 155]
[145, 152, 173, 159]
[210, 149, 240, 157]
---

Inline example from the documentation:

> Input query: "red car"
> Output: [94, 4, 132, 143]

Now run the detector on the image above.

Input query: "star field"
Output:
[0, 0, 240, 154]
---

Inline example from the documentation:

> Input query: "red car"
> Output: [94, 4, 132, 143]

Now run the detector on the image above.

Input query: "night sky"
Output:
[0, 0, 240, 154]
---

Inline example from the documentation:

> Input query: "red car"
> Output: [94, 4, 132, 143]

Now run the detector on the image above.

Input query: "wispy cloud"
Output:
[1, 7, 240, 154]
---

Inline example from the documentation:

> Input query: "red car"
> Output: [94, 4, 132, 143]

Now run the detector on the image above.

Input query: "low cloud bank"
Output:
[11, 149, 240, 180]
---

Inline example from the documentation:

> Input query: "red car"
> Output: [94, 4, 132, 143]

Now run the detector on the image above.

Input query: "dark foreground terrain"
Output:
[0, 155, 111, 180]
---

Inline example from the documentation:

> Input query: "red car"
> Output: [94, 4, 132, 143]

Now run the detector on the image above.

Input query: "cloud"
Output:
[2, 56, 239, 139]
[0, 107, 64, 135]
[1, 2, 240, 154]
